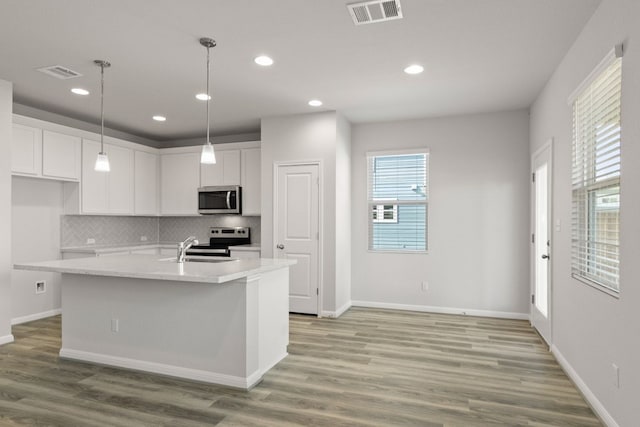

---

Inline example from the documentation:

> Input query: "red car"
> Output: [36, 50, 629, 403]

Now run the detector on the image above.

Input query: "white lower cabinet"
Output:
[82, 139, 134, 214]
[160, 152, 200, 215]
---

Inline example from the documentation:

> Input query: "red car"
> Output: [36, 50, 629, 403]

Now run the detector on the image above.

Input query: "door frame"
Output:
[272, 160, 324, 317]
[530, 138, 553, 345]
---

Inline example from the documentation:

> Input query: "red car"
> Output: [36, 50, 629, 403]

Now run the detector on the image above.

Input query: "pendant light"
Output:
[94, 59, 111, 172]
[200, 37, 217, 164]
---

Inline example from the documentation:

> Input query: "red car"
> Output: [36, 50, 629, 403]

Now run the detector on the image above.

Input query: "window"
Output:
[570, 47, 622, 294]
[367, 150, 428, 252]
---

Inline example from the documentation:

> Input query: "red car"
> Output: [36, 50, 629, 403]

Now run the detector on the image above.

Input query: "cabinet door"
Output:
[42, 130, 81, 180]
[11, 124, 42, 176]
[82, 139, 108, 213]
[241, 148, 261, 216]
[160, 152, 200, 215]
[134, 151, 158, 215]
[107, 144, 134, 214]
[200, 150, 240, 186]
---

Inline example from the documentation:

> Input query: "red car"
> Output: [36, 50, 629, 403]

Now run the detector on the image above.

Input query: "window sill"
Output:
[571, 273, 620, 299]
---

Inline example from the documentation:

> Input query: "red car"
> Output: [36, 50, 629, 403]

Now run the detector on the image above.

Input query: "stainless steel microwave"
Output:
[198, 186, 242, 214]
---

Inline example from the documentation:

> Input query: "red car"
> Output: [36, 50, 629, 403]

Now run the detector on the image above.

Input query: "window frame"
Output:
[366, 148, 429, 254]
[569, 46, 623, 297]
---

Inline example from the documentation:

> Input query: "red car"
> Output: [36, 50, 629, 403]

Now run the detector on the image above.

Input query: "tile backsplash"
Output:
[159, 216, 261, 244]
[61, 215, 159, 247]
[61, 215, 260, 247]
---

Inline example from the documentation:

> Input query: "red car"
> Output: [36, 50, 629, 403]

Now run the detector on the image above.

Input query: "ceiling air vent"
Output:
[37, 65, 82, 80]
[347, 0, 402, 25]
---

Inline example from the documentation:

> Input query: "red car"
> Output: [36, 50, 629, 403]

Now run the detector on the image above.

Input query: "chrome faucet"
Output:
[177, 236, 199, 263]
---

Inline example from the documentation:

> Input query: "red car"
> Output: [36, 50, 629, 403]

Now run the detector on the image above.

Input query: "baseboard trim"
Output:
[60, 348, 260, 389]
[12, 308, 62, 325]
[550, 345, 619, 427]
[321, 301, 352, 318]
[351, 300, 528, 320]
[0, 334, 15, 346]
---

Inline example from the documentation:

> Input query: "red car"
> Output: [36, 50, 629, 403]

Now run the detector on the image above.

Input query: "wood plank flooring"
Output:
[0, 308, 601, 426]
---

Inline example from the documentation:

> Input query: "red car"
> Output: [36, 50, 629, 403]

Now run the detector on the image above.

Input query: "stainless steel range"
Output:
[185, 227, 250, 257]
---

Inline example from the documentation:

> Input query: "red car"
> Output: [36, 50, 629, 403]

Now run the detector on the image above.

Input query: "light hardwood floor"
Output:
[0, 308, 601, 426]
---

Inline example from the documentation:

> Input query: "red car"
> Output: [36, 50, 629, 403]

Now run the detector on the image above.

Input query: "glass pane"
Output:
[370, 154, 427, 201]
[371, 204, 426, 251]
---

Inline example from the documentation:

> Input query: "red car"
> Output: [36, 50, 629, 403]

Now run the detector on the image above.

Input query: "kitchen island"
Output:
[14, 255, 295, 389]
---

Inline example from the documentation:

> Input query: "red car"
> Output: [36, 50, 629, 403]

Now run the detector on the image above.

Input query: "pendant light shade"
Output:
[199, 37, 217, 164]
[94, 59, 111, 172]
[95, 153, 110, 172]
[201, 142, 216, 164]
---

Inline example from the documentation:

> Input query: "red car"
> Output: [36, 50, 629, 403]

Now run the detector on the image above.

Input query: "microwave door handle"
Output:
[226, 191, 231, 209]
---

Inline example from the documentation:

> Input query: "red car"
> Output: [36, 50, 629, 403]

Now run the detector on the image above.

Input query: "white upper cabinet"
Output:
[11, 124, 81, 181]
[82, 139, 134, 214]
[134, 150, 158, 215]
[160, 152, 200, 215]
[11, 123, 42, 176]
[241, 148, 261, 216]
[42, 130, 81, 180]
[200, 150, 241, 187]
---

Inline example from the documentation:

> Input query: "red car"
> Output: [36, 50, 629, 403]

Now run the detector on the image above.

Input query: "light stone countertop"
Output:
[14, 254, 295, 284]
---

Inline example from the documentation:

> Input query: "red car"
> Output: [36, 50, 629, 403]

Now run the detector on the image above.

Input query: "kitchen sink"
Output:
[158, 257, 238, 263]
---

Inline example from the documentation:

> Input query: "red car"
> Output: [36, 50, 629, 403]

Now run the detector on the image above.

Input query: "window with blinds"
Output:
[570, 47, 622, 294]
[367, 150, 428, 252]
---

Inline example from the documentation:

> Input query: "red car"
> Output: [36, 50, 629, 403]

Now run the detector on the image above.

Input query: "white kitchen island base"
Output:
[58, 267, 289, 389]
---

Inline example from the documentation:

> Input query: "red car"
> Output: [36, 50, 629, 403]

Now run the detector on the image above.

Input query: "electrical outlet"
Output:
[35, 281, 46, 294]
[421, 281, 429, 291]
[140, 236, 148, 242]
[111, 318, 119, 333]
[612, 363, 620, 388]
[87, 238, 96, 245]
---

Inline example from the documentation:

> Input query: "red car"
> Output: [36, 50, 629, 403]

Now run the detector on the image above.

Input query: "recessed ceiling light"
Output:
[404, 64, 424, 75]
[71, 88, 89, 95]
[152, 115, 166, 122]
[308, 99, 323, 107]
[196, 93, 211, 101]
[254, 55, 274, 66]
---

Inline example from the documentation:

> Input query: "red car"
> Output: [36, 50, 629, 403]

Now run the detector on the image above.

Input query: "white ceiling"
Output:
[0, 0, 601, 143]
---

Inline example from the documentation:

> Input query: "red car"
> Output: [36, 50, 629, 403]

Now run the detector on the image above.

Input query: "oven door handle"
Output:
[226, 191, 231, 209]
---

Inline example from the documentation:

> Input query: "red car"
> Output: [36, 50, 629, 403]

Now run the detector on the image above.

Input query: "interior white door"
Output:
[531, 142, 552, 344]
[275, 163, 319, 314]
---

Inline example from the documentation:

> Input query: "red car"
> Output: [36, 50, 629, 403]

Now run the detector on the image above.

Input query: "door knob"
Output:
[541, 254, 549, 259]
[276, 244, 285, 250]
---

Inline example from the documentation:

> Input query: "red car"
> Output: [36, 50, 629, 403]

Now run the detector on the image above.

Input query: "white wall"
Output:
[351, 110, 530, 318]
[529, 0, 639, 425]
[335, 114, 352, 315]
[261, 111, 348, 314]
[0, 79, 13, 345]
[11, 177, 63, 323]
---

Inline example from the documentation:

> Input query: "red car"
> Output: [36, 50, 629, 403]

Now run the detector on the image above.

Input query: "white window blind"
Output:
[367, 150, 428, 252]
[571, 48, 622, 294]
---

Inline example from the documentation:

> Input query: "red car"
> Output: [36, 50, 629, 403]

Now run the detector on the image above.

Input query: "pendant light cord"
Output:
[206, 45, 211, 145]
[100, 62, 105, 153]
